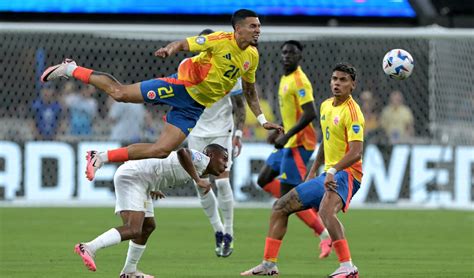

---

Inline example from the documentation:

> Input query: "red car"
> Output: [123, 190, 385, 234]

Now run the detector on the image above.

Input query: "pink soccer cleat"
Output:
[328, 265, 359, 278]
[74, 243, 96, 272]
[120, 270, 155, 278]
[40, 58, 76, 83]
[240, 262, 279, 276]
[85, 150, 103, 181]
[319, 238, 332, 259]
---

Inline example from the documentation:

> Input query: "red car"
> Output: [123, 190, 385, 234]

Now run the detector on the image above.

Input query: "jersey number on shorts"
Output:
[224, 65, 240, 79]
[157, 86, 175, 99]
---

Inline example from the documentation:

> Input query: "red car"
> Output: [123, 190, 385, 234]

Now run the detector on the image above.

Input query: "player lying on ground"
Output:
[74, 144, 228, 278]
[40, 8, 282, 182]
[241, 63, 364, 277]
[256, 40, 331, 259]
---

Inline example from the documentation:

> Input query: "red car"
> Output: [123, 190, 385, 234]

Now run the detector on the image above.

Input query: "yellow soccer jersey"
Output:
[179, 31, 259, 107]
[278, 66, 316, 150]
[320, 95, 364, 181]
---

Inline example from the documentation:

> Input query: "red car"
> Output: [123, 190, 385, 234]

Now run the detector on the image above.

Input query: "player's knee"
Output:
[272, 199, 289, 216]
[142, 221, 156, 235]
[128, 226, 143, 238]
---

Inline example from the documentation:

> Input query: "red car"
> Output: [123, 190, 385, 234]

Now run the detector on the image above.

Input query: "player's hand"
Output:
[150, 190, 166, 200]
[154, 47, 171, 58]
[324, 174, 337, 192]
[197, 179, 212, 195]
[263, 122, 284, 133]
[266, 130, 279, 145]
[232, 136, 242, 157]
[274, 134, 288, 149]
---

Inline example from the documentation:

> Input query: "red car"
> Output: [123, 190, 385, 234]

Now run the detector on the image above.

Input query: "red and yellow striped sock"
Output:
[333, 239, 352, 263]
[263, 237, 282, 263]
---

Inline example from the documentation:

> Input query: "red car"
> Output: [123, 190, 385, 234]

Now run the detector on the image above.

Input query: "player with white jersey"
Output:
[187, 28, 246, 258]
[74, 144, 228, 278]
[188, 79, 244, 258]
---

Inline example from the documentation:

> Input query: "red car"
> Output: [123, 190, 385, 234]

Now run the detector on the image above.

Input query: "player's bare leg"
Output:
[86, 123, 187, 181]
[319, 192, 359, 278]
[120, 215, 156, 278]
[241, 189, 305, 276]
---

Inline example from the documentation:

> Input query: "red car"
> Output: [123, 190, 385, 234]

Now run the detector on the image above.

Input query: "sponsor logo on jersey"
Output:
[195, 36, 206, 45]
[192, 152, 203, 161]
[243, 61, 250, 71]
[223, 53, 232, 60]
[321, 115, 325, 121]
[298, 89, 306, 97]
[147, 90, 156, 100]
[333, 116, 340, 125]
[352, 124, 361, 134]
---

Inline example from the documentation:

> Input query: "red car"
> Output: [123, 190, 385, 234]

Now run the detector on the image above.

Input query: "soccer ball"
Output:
[382, 49, 414, 80]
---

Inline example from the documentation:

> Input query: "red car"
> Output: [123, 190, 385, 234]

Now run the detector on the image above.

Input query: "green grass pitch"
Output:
[1, 207, 473, 277]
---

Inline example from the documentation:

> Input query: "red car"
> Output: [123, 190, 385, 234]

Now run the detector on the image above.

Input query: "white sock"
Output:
[98, 151, 109, 163]
[195, 179, 223, 233]
[216, 178, 234, 236]
[66, 64, 78, 76]
[341, 261, 354, 268]
[121, 241, 147, 274]
[84, 228, 121, 254]
[319, 229, 330, 240]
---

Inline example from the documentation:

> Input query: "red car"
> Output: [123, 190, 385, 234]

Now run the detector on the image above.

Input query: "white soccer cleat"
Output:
[328, 265, 359, 278]
[240, 262, 279, 276]
[74, 243, 97, 272]
[119, 270, 154, 278]
[40, 58, 76, 83]
[85, 150, 103, 181]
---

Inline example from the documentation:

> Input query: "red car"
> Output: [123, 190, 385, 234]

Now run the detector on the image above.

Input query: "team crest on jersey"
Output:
[298, 89, 306, 97]
[192, 152, 203, 162]
[195, 36, 206, 45]
[352, 124, 361, 134]
[283, 84, 288, 92]
[243, 61, 250, 71]
[147, 90, 156, 100]
[333, 116, 340, 125]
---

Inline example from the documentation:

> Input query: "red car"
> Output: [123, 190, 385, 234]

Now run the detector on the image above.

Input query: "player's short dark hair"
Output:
[203, 144, 228, 155]
[199, 29, 214, 36]
[281, 40, 303, 51]
[231, 9, 258, 29]
[333, 63, 357, 81]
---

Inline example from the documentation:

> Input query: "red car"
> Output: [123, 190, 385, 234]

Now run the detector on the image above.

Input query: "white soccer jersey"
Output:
[119, 149, 210, 191]
[190, 78, 242, 137]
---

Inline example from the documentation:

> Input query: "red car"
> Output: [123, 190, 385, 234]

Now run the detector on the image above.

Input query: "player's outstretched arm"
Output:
[176, 148, 211, 194]
[274, 102, 317, 149]
[306, 141, 325, 181]
[231, 93, 246, 157]
[154, 40, 190, 58]
[242, 80, 283, 132]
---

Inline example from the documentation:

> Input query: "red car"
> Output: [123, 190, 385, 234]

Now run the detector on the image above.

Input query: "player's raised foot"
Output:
[240, 261, 279, 276]
[119, 270, 154, 278]
[319, 238, 332, 259]
[215, 231, 224, 257]
[328, 265, 359, 278]
[86, 150, 103, 181]
[40, 58, 76, 83]
[74, 243, 96, 272]
[221, 233, 233, 257]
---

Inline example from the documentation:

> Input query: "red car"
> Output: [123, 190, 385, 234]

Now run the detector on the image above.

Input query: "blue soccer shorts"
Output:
[140, 74, 205, 136]
[265, 149, 283, 172]
[279, 147, 313, 186]
[296, 170, 360, 212]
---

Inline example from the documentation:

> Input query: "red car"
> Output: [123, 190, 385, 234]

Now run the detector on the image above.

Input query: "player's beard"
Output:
[250, 40, 259, 47]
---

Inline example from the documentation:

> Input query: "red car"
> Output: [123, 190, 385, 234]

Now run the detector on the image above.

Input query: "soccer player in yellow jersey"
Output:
[242, 63, 363, 277]
[257, 41, 331, 259]
[40, 9, 282, 181]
